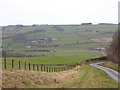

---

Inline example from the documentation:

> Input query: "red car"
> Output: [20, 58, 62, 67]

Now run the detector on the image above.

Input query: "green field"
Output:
[1, 24, 117, 68]
[3, 52, 102, 70]
[1, 24, 119, 88]
[1, 24, 117, 57]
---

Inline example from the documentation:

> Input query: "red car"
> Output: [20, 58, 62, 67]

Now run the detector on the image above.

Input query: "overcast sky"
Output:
[0, 0, 119, 25]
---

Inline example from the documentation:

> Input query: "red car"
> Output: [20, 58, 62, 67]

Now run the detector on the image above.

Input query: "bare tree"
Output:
[106, 31, 120, 65]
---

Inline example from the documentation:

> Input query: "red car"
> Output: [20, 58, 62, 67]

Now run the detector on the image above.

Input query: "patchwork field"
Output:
[1, 24, 118, 69]
[1, 24, 117, 57]
[1, 24, 119, 88]
[1, 24, 117, 69]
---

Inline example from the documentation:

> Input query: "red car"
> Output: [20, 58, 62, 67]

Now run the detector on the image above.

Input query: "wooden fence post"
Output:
[44, 66, 46, 72]
[54, 67, 56, 72]
[4, 57, 6, 69]
[41, 66, 43, 72]
[70, 65, 72, 69]
[29, 63, 31, 70]
[49, 66, 51, 72]
[12, 59, 14, 69]
[51, 67, 53, 72]
[61, 67, 63, 71]
[52, 66, 53, 72]
[25, 62, 26, 70]
[40, 65, 42, 72]
[19, 61, 21, 70]
[37, 65, 39, 71]
[33, 64, 35, 71]
[53, 67, 55, 72]
[46, 67, 48, 72]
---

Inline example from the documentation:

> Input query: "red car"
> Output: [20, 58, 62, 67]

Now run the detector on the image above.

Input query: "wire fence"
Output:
[2, 57, 78, 72]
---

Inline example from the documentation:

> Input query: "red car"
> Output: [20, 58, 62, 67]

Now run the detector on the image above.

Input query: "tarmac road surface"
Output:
[90, 62, 120, 83]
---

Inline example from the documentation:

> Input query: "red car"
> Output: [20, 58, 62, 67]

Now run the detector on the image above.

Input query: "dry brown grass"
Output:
[2, 65, 118, 88]
[2, 66, 79, 88]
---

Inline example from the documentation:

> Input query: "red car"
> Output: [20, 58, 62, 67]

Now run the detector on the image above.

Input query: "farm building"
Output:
[27, 38, 52, 44]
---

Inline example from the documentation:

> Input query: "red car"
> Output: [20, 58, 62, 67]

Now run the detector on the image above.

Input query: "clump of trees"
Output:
[106, 30, 120, 65]
[2, 50, 7, 57]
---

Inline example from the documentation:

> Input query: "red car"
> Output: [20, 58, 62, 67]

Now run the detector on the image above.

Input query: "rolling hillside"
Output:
[1, 24, 117, 58]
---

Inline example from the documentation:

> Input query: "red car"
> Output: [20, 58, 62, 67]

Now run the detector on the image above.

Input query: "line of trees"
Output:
[106, 28, 120, 65]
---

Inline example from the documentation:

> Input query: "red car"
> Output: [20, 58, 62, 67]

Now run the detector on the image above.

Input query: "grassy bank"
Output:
[2, 65, 118, 88]
[53, 65, 118, 88]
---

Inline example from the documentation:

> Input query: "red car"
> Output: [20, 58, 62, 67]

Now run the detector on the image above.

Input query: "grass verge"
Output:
[99, 61, 120, 73]
[2, 65, 118, 88]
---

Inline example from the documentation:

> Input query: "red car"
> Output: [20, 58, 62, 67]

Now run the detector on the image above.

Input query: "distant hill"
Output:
[2, 24, 118, 57]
